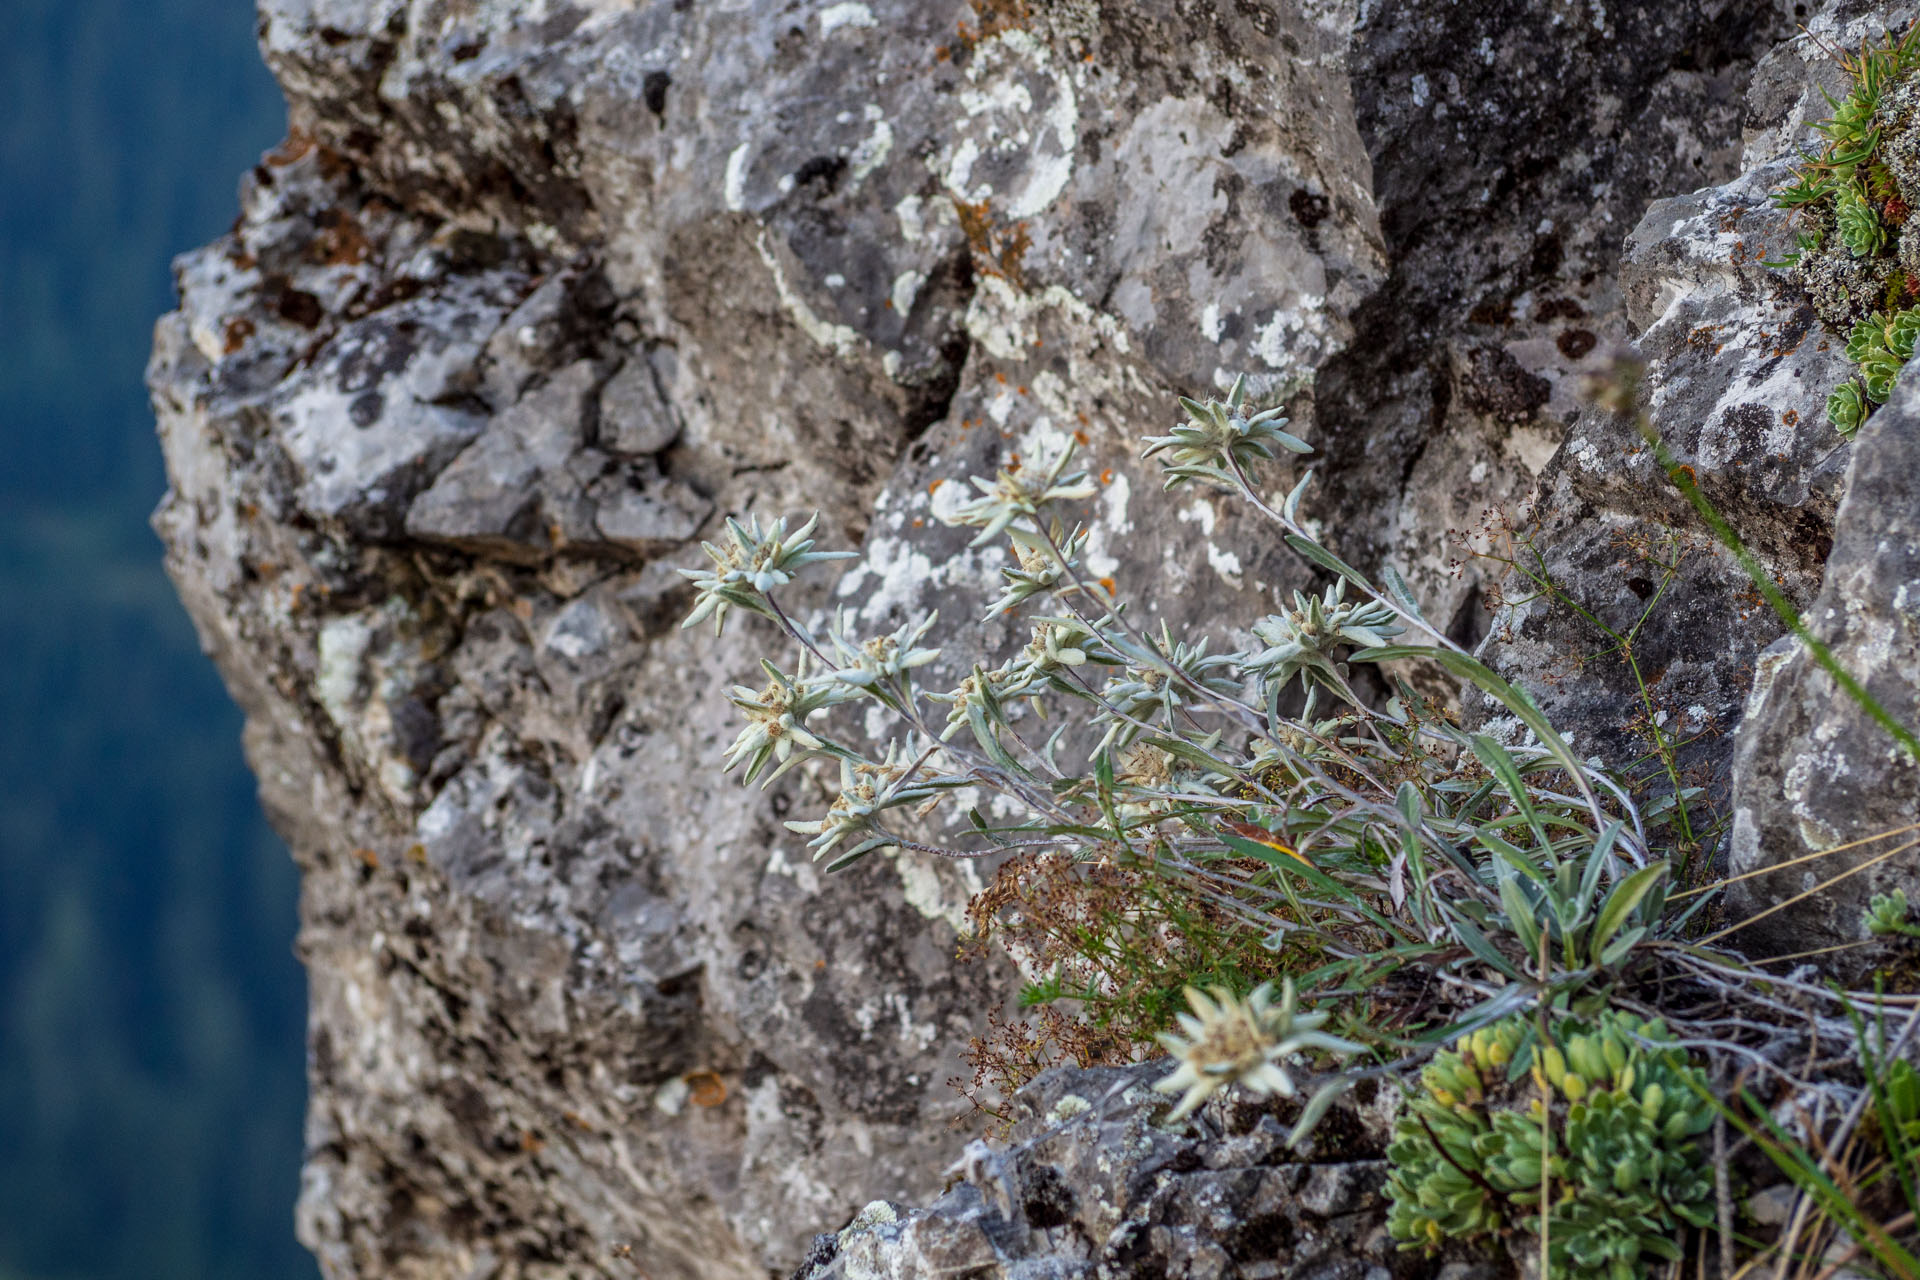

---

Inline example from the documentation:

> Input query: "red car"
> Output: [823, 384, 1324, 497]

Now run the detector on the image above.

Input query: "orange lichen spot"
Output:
[1667, 463, 1697, 488]
[1016, 385, 1029, 395]
[956, 197, 996, 253]
[1098, 577, 1117, 596]
[266, 129, 315, 167]
[684, 1071, 728, 1108]
[1100, 468, 1114, 485]
[223, 316, 255, 354]
[912, 517, 925, 527]
[1073, 429, 1089, 445]
[353, 848, 380, 870]
[883, 298, 894, 310]
[928, 478, 945, 494]
[1782, 409, 1799, 427]
[519, 1130, 544, 1153]
[312, 208, 371, 266]
[935, 44, 951, 61]
[994, 371, 1008, 384]
[951, 195, 1030, 287]
[995, 220, 1032, 284]
[1034, 337, 1043, 347]
[814, 957, 828, 971]
[955, 0, 1031, 49]
[563, 1110, 593, 1131]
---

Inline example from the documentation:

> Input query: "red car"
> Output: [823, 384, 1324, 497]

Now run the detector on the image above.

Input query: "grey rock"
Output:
[598, 356, 680, 457]
[407, 358, 602, 556]
[146, 0, 1829, 1277]
[588, 465, 710, 552]
[1728, 372, 1920, 966]
[1476, 6, 1868, 801]
[791, 1064, 1449, 1280]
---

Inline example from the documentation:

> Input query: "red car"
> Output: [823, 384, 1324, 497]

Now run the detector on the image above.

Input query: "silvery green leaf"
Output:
[1380, 564, 1426, 622]
[1282, 469, 1314, 522]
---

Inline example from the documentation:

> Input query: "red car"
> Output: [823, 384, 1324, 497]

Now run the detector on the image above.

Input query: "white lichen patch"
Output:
[889, 269, 925, 317]
[817, 1, 876, 34]
[965, 274, 1131, 361]
[1252, 297, 1332, 372]
[1177, 497, 1218, 538]
[316, 613, 373, 732]
[764, 845, 821, 894]
[653, 1076, 691, 1116]
[839, 1200, 899, 1242]
[834, 510, 1005, 631]
[936, 28, 1077, 218]
[723, 143, 752, 211]
[1047, 1094, 1093, 1125]
[1565, 435, 1602, 473]
[1206, 541, 1245, 589]
[1084, 470, 1132, 580]
[848, 104, 893, 183]
[894, 193, 926, 243]
[892, 848, 982, 938]
[755, 230, 864, 360]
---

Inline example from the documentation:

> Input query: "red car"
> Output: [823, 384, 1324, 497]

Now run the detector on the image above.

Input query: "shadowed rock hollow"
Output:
[147, 0, 1920, 1276]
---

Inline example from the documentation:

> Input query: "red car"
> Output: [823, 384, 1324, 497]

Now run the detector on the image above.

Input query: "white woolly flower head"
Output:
[1152, 979, 1357, 1122]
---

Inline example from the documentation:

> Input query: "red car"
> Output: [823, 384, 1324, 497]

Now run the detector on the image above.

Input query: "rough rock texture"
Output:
[1728, 372, 1920, 963]
[145, 1, 1875, 1277]
[1473, 5, 1888, 797]
[789, 1063, 1475, 1280]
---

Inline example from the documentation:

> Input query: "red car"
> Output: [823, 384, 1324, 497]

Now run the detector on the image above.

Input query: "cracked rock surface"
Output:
[790, 1063, 1469, 1280]
[142, 0, 1903, 1276]
[1728, 370, 1920, 969]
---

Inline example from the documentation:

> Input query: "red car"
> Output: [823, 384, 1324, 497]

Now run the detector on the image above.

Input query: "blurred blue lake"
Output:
[0, 2, 317, 1277]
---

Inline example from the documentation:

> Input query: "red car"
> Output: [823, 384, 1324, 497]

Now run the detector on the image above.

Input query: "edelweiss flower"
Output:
[943, 445, 1098, 547]
[984, 525, 1089, 617]
[784, 742, 957, 869]
[998, 619, 1094, 698]
[1245, 581, 1402, 695]
[825, 610, 942, 690]
[722, 658, 849, 785]
[679, 513, 854, 635]
[1141, 374, 1312, 490]
[1153, 980, 1357, 1122]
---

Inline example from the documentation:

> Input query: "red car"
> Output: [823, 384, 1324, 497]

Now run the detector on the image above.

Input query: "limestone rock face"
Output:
[1728, 373, 1920, 966]
[1474, 1, 1920, 954]
[147, 1, 1847, 1277]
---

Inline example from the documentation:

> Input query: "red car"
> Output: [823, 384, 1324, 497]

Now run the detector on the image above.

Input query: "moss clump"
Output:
[1772, 23, 1920, 435]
